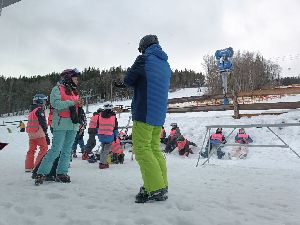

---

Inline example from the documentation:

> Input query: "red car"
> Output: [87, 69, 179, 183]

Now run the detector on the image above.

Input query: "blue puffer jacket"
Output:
[124, 44, 171, 126]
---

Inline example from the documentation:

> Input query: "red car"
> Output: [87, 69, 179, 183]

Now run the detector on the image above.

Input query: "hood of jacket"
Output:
[145, 44, 168, 61]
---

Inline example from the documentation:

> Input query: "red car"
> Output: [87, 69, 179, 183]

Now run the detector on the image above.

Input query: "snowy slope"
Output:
[0, 88, 300, 225]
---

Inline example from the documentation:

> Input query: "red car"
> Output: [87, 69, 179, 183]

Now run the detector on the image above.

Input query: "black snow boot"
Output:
[55, 174, 71, 183]
[135, 187, 168, 203]
[217, 149, 225, 159]
[34, 175, 45, 186]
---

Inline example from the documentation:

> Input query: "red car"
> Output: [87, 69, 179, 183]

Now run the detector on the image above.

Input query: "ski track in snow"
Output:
[0, 88, 300, 225]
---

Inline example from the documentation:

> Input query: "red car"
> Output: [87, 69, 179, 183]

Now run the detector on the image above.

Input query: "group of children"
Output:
[24, 95, 127, 175]
[161, 123, 254, 160]
[161, 123, 197, 157]
[24, 92, 254, 178]
[200, 127, 253, 159]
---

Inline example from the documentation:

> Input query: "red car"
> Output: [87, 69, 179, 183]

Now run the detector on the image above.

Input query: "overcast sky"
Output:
[0, 0, 300, 77]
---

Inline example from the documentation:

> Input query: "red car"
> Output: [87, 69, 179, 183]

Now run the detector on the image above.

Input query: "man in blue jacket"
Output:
[116, 35, 171, 203]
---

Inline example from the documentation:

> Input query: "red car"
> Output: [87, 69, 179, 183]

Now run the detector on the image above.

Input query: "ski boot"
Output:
[45, 175, 56, 181]
[82, 152, 89, 160]
[239, 153, 247, 159]
[135, 187, 168, 203]
[34, 175, 45, 186]
[99, 163, 109, 169]
[88, 154, 97, 163]
[55, 174, 71, 183]
[72, 153, 78, 158]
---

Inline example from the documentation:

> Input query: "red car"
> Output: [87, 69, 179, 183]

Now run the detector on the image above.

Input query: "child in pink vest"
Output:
[229, 128, 253, 159]
[201, 128, 226, 159]
[25, 94, 50, 172]
[176, 135, 197, 157]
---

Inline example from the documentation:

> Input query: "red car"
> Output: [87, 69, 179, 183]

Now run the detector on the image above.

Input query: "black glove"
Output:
[114, 80, 126, 88]
[46, 134, 51, 145]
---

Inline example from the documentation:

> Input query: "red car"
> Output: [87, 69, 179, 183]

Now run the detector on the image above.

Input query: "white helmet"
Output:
[103, 102, 113, 110]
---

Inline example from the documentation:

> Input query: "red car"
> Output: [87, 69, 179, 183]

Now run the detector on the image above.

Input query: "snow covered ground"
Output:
[0, 88, 300, 225]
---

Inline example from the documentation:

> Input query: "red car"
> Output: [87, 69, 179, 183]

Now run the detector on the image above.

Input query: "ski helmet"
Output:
[170, 123, 177, 127]
[138, 34, 159, 53]
[177, 135, 185, 142]
[216, 128, 223, 133]
[103, 102, 113, 110]
[60, 68, 81, 80]
[238, 128, 245, 134]
[33, 94, 48, 105]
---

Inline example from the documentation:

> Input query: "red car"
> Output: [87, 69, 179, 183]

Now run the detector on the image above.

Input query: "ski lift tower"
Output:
[0, 0, 21, 16]
[215, 47, 239, 119]
[215, 47, 234, 104]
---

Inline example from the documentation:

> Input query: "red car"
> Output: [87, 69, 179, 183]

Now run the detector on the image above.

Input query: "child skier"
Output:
[18, 121, 26, 132]
[201, 128, 226, 159]
[164, 123, 181, 153]
[25, 94, 50, 172]
[72, 122, 86, 158]
[229, 128, 253, 159]
[111, 136, 125, 164]
[160, 126, 166, 144]
[175, 135, 197, 156]
[82, 109, 101, 160]
[97, 102, 118, 169]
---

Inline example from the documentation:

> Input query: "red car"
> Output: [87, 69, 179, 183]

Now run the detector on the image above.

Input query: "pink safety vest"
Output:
[111, 138, 123, 154]
[98, 115, 116, 135]
[26, 107, 42, 133]
[235, 133, 249, 143]
[238, 133, 249, 139]
[177, 139, 187, 151]
[170, 129, 176, 136]
[210, 133, 223, 142]
[89, 114, 99, 128]
[58, 85, 79, 118]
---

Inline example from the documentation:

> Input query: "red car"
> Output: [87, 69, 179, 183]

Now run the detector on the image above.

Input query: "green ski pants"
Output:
[132, 121, 168, 193]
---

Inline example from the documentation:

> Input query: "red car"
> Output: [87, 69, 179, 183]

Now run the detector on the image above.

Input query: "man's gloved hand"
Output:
[113, 80, 126, 88]
[46, 134, 51, 145]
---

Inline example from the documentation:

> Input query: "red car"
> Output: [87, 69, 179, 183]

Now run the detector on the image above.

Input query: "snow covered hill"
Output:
[0, 88, 300, 225]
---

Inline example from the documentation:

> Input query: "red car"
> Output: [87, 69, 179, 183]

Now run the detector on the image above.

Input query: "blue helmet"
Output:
[33, 94, 47, 105]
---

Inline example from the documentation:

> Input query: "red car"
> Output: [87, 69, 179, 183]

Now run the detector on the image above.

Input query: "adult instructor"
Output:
[115, 35, 171, 203]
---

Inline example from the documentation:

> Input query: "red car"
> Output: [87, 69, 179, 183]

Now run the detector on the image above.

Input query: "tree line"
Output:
[1, 50, 298, 116]
[0, 67, 204, 116]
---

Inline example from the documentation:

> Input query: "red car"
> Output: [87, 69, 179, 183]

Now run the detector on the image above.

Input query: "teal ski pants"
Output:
[37, 130, 77, 175]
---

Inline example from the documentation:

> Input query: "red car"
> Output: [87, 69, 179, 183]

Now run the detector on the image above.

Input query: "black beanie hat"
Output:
[138, 35, 159, 53]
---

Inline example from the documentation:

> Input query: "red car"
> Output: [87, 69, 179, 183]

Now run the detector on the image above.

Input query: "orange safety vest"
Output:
[48, 107, 53, 126]
[98, 115, 116, 135]
[111, 138, 123, 154]
[26, 107, 42, 133]
[210, 133, 223, 142]
[89, 114, 99, 128]
[177, 139, 187, 151]
[57, 85, 79, 118]
[170, 129, 176, 136]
